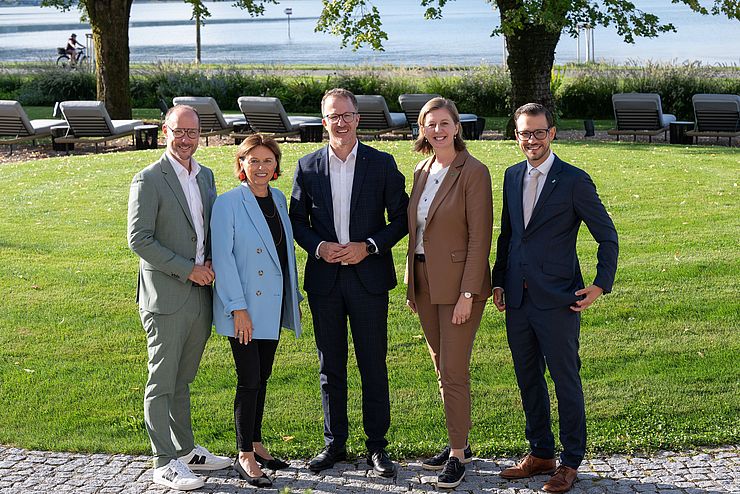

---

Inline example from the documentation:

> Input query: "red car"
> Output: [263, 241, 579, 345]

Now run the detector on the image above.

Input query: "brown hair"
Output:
[234, 134, 282, 182]
[321, 88, 358, 114]
[513, 103, 554, 128]
[413, 97, 467, 154]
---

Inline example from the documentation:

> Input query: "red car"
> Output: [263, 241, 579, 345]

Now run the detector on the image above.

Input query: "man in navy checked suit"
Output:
[492, 103, 618, 493]
[289, 88, 408, 476]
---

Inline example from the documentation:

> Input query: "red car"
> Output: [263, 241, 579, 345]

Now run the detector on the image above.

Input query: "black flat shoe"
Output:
[308, 446, 347, 473]
[233, 459, 273, 487]
[367, 448, 397, 478]
[254, 452, 290, 470]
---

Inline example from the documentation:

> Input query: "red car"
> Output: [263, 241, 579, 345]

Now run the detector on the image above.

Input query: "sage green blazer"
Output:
[127, 154, 217, 315]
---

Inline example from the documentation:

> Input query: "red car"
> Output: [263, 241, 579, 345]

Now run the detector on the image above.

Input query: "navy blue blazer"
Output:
[289, 142, 409, 296]
[492, 156, 618, 310]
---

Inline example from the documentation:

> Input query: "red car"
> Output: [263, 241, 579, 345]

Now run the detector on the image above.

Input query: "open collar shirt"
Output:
[166, 152, 206, 265]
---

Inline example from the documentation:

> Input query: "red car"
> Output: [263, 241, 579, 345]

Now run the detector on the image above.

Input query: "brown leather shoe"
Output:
[543, 465, 578, 493]
[499, 453, 556, 479]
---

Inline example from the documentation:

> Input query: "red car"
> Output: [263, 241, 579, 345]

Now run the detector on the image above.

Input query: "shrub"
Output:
[16, 69, 95, 106]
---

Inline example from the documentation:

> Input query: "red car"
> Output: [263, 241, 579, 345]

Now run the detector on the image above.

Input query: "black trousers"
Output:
[229, 337, 279, 452]
[307, 266, 391, 452]
[505, 289, 586, 469]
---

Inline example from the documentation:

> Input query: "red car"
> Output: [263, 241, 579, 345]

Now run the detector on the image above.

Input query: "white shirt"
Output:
[167, 152, 206, 265]
[524, 151, 555, 210]
[315, 141, 377, 259]
[415, 162, 450, 254]
[329, 141, 358, 245]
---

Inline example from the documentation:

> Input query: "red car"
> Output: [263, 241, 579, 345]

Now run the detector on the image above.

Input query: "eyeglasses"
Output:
[169, 127, 199, 139]
[516, 128, 550, 140]
[324, 112, 358, 124]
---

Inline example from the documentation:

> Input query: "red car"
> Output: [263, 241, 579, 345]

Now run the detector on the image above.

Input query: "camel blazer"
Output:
[127, 154, 216, 315]
[406, 150, 493, 305]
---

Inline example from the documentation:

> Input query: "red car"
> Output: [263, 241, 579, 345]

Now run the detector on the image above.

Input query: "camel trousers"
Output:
[413, 258, 485, 449]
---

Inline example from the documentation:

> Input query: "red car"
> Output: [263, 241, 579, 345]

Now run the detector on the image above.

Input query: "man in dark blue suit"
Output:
[289, 88, 409, 476]
[492, 103, 618, 493]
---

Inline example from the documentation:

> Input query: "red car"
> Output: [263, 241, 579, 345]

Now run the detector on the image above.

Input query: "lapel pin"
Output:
[551, 179, 557, 183]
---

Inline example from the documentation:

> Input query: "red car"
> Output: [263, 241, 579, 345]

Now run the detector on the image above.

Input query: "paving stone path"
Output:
[0, 445, 737, 493]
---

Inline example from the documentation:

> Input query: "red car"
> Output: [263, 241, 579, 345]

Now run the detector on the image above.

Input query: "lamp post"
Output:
[284, 8, 293, 39]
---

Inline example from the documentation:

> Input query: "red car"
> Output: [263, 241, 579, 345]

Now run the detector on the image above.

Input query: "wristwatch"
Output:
[463, 292, 472, 299]
[365, 239, 377, 254]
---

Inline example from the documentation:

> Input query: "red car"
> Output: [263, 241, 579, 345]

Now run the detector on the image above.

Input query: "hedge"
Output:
[2, 62, 737, 120]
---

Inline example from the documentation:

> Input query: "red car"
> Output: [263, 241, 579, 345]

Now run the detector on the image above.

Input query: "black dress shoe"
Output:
[367, 449, 396, 477]
[308, 446, 346, 473]
[254, 452, 290, 470]
[233, 459, 273, 487]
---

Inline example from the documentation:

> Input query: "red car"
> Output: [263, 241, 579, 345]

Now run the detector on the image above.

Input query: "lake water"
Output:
[0, 0, 738, 66]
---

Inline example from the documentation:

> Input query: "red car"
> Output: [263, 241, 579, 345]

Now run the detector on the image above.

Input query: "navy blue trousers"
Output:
[307, 266, 390, 453]
[505, 290, 586, 469]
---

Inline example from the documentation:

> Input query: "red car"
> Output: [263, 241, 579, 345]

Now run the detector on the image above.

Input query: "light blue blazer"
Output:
[211, 184, 302, 339]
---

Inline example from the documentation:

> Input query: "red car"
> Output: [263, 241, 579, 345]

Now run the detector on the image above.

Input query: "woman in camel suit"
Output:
[405, 97, 493, 488]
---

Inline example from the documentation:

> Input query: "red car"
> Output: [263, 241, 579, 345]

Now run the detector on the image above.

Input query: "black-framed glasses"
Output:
[169, 127, 200, 139]
[516, 128, 550, 140]
[324, 112, 358, 124]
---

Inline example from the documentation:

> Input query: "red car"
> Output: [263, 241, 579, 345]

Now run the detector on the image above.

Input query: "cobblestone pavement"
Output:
[0, 445, 737, 493]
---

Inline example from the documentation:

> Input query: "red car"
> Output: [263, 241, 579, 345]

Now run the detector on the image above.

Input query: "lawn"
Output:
[0, 140, 737, 461]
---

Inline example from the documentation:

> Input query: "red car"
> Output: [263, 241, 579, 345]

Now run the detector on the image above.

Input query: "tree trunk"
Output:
[195, 13, 202, 64]
[504, 25, 561, 137]
[86, 0, 134, 119]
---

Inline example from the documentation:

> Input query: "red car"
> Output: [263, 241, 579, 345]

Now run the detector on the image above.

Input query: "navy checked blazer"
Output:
[289, 142, 409, 296]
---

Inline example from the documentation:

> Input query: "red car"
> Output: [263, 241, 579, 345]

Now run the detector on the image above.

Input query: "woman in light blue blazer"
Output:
[211, 134, 302, 487]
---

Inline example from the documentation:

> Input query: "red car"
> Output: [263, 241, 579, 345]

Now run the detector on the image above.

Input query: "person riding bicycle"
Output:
[65, 33, 84, 64]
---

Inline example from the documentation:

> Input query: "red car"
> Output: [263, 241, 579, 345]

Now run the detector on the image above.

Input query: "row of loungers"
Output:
[2, 93, 738, 153]
[169, 94, 485, 144]
[608, 93, 740, 145]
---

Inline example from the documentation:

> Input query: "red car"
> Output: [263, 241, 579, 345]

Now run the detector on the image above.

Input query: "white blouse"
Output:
[415, 162, 450, 254]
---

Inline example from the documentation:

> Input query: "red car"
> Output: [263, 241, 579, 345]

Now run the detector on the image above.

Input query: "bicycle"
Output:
[56, 47, 87, 69]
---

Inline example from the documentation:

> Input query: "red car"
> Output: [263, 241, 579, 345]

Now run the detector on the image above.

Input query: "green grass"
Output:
[0, 141, 738, 460]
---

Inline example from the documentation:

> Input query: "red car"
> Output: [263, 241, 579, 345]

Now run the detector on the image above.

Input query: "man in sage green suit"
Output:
[127, 105, 229, 491]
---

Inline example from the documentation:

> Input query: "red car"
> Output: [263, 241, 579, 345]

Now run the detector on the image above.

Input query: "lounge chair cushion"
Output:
[173, 96, 246, 131]
[356, 95, 408, 131]
[237, 96, 321, 134]
[0, 100, 65, 137]
[612, 93, 675, 130]
[60, 101, 142, 137]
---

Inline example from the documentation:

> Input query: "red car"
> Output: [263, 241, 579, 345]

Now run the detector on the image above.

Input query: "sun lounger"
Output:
[236, 96, 323, 142]
[0, 100, 66, 154]
[56, 100, 143, 152]
[355, 95, 408, 138]
[172, 96, 246, 145]
[607, 93, 676, 142]
[685, 93, 740, 145]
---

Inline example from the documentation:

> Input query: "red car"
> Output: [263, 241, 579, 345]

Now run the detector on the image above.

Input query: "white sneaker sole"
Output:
[153, 475, 204, 491]
[437, 470, 465, 488]
[187, 458, 232, 471]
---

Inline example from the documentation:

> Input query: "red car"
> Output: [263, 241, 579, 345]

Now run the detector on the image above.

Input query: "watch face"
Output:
[366, 241, 376, 254]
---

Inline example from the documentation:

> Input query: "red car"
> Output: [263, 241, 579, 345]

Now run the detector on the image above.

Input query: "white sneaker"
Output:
[153, 459, 204, 491]
[179, 444, 231, 471]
